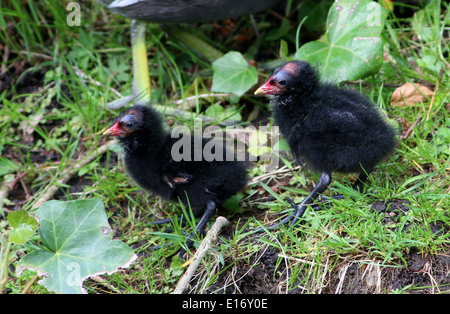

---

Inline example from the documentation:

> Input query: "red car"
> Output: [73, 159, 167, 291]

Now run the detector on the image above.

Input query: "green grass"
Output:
[0, 0, 449, 294]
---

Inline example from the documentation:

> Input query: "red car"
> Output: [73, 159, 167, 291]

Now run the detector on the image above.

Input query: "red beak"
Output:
[254, 77, 283, 95]
[103, 121, 124, 136]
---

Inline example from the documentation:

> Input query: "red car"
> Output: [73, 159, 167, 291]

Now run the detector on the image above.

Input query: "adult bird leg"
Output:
[131, 20, 151, 105]
[105, 20, 151, 109]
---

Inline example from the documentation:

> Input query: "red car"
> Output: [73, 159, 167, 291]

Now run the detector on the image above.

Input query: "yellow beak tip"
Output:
[99, 128, 111, 135]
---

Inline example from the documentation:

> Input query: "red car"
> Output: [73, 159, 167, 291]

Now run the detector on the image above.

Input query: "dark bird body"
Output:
[255, 60, 397, 228]
[273, 80, 396, 174]
[104, 105, 247, 253]
[98, 0, 280, 23]
[125, 134, 247, 210]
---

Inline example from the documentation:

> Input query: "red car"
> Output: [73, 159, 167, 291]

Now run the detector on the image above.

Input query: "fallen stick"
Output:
[401, 116, 422, 141]
[31, 140, 114, 210]
[174, 216, 230, 294]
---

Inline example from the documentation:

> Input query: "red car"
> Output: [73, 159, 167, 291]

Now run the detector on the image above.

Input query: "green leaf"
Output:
[221, 193, 243, 213]
[7, 209, 38, 245]
[205, 103, 242, 121]
[295, 0, 388, 82]
[265, 18, 291, 41]
[297, 0, 334, 34]
[205, 103, 224, 118]
[211, 51, 258, 97]
[17, 199, 137, 294]
[248, 129, 270, 157]
[279, 39, 289, 60]
[276, 138, 291, 151]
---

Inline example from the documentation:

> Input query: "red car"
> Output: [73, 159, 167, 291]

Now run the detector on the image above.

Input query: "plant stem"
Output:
[0, 237, 12, 294]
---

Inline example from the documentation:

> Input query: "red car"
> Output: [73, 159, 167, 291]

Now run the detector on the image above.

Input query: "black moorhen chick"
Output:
[104, 105, 248, 252]
[254, 60, 397, 228]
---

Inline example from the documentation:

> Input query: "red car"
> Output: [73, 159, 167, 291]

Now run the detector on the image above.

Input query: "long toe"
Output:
[251, 211, 295, 232]
[151, 241, 172, 252]
[289, 205, 308, 227]
[178, 229, 209, 260]
[152, 217, 176, 225]
[309, 194, 346, 211]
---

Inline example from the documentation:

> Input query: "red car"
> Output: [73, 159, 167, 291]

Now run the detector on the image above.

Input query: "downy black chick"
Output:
[254, 60, 397, 228]
[104, 105, 248, 251]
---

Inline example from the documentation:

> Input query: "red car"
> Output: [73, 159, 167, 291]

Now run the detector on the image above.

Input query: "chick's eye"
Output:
[120, 115, 136, 130]
[278, 80, 287, 86]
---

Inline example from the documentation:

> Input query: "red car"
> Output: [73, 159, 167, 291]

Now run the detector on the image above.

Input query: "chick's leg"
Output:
[253, 172, 331, 232]
[309, 167, 372, 210]
[352, 167, 372, 192]
[288, 172, 331, 226]
[254, 166, 372, 232]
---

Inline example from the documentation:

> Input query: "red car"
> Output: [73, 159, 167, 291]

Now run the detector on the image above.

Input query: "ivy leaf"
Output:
[205, 103, 224, 118]
[17, 199, 137, 294]
[295, 0, 388, 82]
[7, 209, 38, 245]
[211, 51, 258, 97]
[205, 103, 242, 121]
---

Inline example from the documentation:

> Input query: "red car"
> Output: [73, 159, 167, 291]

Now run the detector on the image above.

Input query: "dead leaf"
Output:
[390, 82, 434, 107]
[269, 180, 289, 193]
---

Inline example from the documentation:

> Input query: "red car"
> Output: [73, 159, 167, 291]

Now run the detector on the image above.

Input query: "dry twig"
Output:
[174, 216, 230, 294]
[31, 141, 114, 210]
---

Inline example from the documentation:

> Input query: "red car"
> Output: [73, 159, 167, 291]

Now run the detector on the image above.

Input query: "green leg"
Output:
[105, 20, 151, 109]
[131, 20, 151, 105]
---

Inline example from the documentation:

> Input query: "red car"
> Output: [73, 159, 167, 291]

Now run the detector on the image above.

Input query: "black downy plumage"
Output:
[104, 105, 248, 250]
[254, 60, 397, 228]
